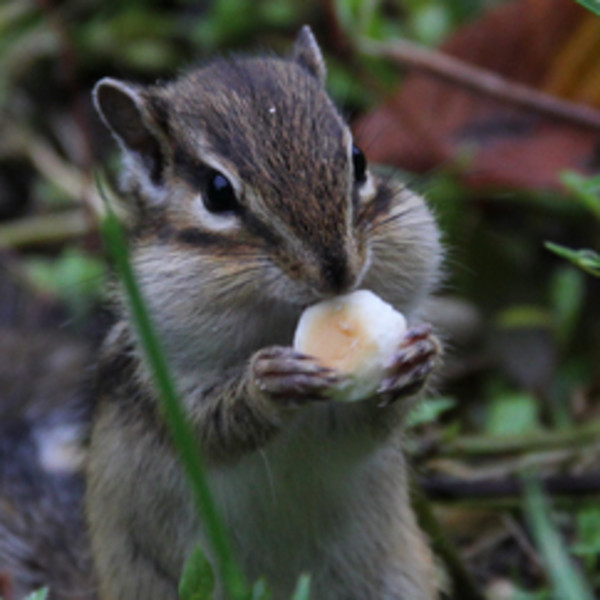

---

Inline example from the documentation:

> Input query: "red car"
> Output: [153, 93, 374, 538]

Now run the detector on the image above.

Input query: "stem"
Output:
[411, 477, 485, 600]
[440, 422, 600, 457]
[422, 473, 600, 501]
[101, 208, 247, 599]
[361, 38, 600, 130]
[523, 477, 595, 600]
[0, 210, 89, 248]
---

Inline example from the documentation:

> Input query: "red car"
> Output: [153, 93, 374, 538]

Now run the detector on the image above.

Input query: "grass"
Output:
[100, 203, 248, 599]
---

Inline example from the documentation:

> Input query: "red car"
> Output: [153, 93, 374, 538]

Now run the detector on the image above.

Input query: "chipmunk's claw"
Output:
[252, 346, 345, 407]
[376, 325, 440, 406]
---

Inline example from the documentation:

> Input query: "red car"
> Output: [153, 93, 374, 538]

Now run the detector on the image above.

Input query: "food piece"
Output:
[293, 290, 407, 402]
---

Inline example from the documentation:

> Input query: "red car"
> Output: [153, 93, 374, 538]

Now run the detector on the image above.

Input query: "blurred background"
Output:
[0, 0, 599, 599]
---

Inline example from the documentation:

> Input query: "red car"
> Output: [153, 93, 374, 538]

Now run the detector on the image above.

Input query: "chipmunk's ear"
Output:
[93, 77, 165, 187]
[292, 25, 326, 85]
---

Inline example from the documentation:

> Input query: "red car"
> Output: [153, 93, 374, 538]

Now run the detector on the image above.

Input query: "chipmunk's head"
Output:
[94, 26, 374, 308]
[94, 27, 441, 371]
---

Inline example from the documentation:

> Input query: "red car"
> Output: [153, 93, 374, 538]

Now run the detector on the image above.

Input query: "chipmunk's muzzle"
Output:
[315, 233, 367, 297]
[321, 252, 356, 295]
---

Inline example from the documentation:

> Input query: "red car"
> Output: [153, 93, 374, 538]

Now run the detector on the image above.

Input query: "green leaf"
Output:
[522, 477, 595, 600]
[251, 578, 272, 600]
[572, 507, 600, 564]
[512, 589, 551, 600]
[576, 0, 600, 18]
[560, 171, 600, 220]
[25, 590, 49, 600]
[290, 575, 311, 600]
[486, 392, 540, 436]
[406, 396, 455, 428]
[495, 305, 553, 329]
[549, 266, 585, 345]
[407, 3, 452, 45]
[545, 242, 600, 278]
[179, 543, 215, 600]
[24, 248, 107, 319]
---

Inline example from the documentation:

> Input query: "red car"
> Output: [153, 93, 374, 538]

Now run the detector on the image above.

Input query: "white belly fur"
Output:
[207, 404, 407, 598]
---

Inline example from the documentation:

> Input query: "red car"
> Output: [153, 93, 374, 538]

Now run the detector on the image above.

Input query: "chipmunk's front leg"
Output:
[377, 323, 441, 406]
[342, 324, 441, 437]
[188, 347, 345, 462]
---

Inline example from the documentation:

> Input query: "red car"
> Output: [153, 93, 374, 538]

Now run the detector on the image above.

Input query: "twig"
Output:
[440, 422, 600, 457]
[501, 514, 544, 573]
[21, 133, 84, 201]
[523, 478, 596, 600]
[36, 0, 95, 169]
[421, 473, 600, 501]
[13, 129, 106, 217]
[0, 210, 90, 248]
[361, 38, 600, 130]
[461, 525, 510, 562]
[36, 0, 99, 247]
[411, 477, 485, 600]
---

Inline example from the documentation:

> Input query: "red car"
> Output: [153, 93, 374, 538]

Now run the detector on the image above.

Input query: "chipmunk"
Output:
[88, 26, 443, 600]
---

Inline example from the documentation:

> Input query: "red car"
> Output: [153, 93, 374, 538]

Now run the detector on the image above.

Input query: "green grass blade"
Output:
[522, 477, 595, 600]
[23, 590, 49, 600]
[576, 0, 600, 17]
[179, 542, 216, 600]
[250, 578, 272, 600]
[289, 575, 311, 600]
[560, 171, 600, 220]
[545, 242, 600, 277]
[100, 205, 247, 599]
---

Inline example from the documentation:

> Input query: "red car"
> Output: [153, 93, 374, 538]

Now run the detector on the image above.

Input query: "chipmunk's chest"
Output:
[207, 406, 385, 592]
[157, 299, 301, 382]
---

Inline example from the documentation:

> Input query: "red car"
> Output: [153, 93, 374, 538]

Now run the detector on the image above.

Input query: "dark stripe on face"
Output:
[151, 224, 232, 249]
[157, 226, 256, 256]
[175, 148, 279, 248]
[241, 211, 279, 247]
[176, 227, 226, 247]
[174, 147, 209, 190]
[358, 181, 395, 227]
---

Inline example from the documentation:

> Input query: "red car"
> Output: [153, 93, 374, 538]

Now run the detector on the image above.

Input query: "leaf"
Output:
[522, 477, 595, 600]
[406, 396, 456, 428]
[290, 575, 311, 600]
[179, 543, 215, 600]
[549, 266, 585, 345]
[495, 305, 554, 329]
[25, 248, 106, 299]
[577, 0, 600, 17]
[545, 242, 600, 277]
[25, 590, 49, 600]
[560, 171, 600, 220]
[512, 589, 552, 600]
[354, 0, 600, 192]
[486, 392, 540, 436]
[23, 247, 107, 320]
[251, 578, 272, 600]
[572, 507, 600, 559]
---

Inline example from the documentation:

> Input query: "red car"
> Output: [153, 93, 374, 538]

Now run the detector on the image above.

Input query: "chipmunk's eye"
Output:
[352, 145, 367, 185]
[204, 170, 239, 214]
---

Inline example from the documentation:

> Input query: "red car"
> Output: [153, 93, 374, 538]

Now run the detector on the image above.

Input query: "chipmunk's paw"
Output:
[376, 324, 440, 405]
[251, 346, 345, 408]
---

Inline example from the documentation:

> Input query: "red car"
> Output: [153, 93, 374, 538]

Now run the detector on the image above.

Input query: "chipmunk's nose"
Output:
[320, 249, 361, 295]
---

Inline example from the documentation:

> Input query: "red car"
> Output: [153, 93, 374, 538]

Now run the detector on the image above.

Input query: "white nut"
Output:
[294, 290, 406, 402]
